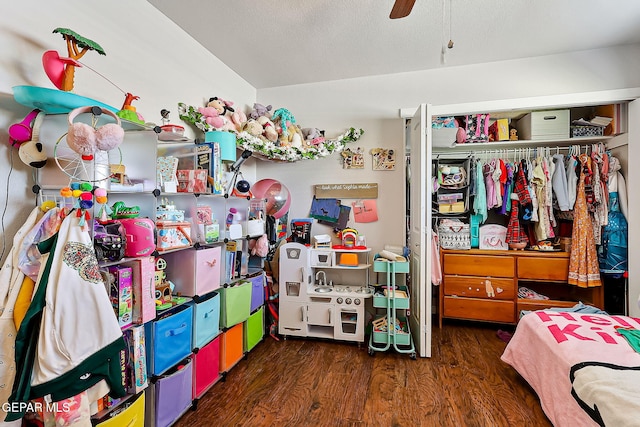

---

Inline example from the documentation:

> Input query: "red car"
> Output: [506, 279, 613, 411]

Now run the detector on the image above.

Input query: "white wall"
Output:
[2, 2, 640, 311]
[0, 0, 256, 264]
[257, 44, 640, 260]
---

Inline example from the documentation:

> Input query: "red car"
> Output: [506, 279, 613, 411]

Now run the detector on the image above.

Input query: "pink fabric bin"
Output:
[193, 335, 221, 399]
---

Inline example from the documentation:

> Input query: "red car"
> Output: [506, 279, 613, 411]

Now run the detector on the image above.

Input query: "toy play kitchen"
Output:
[278, 242, 373, 342]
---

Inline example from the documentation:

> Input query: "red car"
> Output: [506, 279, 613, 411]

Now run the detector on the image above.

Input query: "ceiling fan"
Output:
[389, 0, 416, 19]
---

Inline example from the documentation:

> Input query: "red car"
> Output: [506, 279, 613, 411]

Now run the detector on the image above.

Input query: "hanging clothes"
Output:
[431, 233, 442, 286]
[608, 155, 628, 220]
[566, 149, 579, 210]
[552, 153, 570, 211]
[484, 160, 497, 210]
[532, 158, 550, 241]
[473, 159, 488, 223]
[506, 196, 529, 247]
[0, 207, 43, 426]
[5, 214, 126, 422]
[568, 154, 602, 288]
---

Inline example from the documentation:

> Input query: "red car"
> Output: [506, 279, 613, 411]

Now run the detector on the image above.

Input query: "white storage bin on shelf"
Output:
[516, 109, 569, 140]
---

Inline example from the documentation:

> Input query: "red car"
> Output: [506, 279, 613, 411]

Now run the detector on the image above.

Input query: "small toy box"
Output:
[118, 218, 156, 258]
[120, 256, 156, 324]
[156, 221, 192, 251]
[123, 325, 148, 394]
[177, 169, 208, 193]
[107, 265, 133, 328]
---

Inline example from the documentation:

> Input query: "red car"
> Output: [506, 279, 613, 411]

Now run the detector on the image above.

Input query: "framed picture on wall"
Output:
[370, 148, 395, 170]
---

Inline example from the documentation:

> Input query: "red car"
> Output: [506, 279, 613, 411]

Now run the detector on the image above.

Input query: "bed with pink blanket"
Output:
[501, 310, 640, 427]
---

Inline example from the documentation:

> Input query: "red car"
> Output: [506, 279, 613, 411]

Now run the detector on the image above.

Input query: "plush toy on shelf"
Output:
[249, 103, 273, 120]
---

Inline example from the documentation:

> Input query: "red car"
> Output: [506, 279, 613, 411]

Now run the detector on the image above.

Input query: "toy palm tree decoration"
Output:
[42, 28, 105, 91]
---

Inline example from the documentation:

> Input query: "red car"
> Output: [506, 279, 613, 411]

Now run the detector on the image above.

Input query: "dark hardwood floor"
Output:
[175, 321, 551, 427]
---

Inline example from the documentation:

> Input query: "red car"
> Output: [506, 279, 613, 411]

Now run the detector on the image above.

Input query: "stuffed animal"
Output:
[197, 105, 225, 130]
[256, 116, 278, 142]
[301, 128, 325, 146]
[249, 103, 273, 120]
[242, 119, 265, 140]
[279, 124, 304, 148]
[201, 97, 236, 131]
[249, 234, 269, 257]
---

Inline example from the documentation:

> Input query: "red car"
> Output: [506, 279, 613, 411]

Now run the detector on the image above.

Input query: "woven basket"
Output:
[438, 220, 471, 250]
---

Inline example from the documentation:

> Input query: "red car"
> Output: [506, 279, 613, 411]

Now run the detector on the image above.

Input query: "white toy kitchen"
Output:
[278, 242, 373, 342]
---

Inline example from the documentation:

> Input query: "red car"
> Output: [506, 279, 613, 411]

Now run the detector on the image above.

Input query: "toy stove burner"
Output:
[334, 286, 374, 295]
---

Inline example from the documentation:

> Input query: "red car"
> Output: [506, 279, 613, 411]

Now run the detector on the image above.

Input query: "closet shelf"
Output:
[433, 135, 612, 154]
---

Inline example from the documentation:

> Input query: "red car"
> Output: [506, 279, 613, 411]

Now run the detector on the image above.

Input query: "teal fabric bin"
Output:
[192, 291, 220, 349]
[219, 281, 252, 328]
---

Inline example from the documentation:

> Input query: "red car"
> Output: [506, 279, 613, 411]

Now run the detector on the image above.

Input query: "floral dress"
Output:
[568, 154, 602, 288]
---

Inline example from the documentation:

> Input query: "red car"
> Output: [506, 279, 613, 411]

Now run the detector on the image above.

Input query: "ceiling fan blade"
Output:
[390, 0, 416, 19]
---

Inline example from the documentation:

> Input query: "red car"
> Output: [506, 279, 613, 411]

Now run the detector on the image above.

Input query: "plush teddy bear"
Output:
[242, 119, 265, 140]
[256, 116, 278, 142]
[301, 127, 325, 146]
[249, 103, 273, 120]
[279, 124, 304, 148]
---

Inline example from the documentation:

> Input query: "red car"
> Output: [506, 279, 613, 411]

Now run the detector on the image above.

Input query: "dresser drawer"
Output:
[443, 253, 515, 277]
[443, 275, 515, 300]
[517, 256, 569, 281]
[444, 297, 515, 323]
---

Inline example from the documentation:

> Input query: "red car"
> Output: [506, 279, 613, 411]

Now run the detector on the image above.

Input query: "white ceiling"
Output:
[147, 0, 640, 90]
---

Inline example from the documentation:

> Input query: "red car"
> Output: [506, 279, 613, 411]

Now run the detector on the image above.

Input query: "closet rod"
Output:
[433, 144, 593, 158]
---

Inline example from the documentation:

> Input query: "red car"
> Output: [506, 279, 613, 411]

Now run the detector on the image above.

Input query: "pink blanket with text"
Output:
[501, 311, 640, 427]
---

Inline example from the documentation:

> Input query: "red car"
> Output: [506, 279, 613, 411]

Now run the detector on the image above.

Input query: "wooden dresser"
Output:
[439, 249, 604, 326]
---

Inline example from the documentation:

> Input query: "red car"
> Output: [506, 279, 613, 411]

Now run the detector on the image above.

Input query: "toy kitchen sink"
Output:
[278, 242, 373, 342]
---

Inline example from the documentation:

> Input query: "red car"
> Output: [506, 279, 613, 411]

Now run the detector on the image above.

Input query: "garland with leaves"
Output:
[178, 102, 363, 162]
[236, 128, 364, 162]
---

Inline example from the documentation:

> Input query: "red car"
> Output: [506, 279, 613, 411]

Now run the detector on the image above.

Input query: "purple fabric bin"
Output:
[154, 358, 193, 427]
[249, 273, 265, 312]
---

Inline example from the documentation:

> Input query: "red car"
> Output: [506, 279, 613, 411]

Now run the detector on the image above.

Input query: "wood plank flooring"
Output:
[175, 321, 551, 427]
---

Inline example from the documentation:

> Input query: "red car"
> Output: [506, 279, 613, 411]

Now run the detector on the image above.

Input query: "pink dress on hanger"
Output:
[568, 154, 602, 288]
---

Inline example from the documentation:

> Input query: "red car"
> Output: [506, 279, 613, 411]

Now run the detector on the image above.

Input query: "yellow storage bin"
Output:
[95, 391, 145, 427]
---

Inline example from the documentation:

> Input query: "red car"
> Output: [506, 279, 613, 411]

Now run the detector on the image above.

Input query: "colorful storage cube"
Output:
[244, 307, 264, 352]
[95, 391, 145, 427]
[145, 304, 193, 376]
[146, 358, 193, 427]
[219, 281, 252, 328]
[220, 323, 244, 373]
[192, 291, 220, 349]
[193, 336, 221, 399]
[163, 246, 222, 297]
[248, 273, 265, 312]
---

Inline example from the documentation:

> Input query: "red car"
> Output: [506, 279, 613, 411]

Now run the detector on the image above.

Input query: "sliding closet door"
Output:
[409, 104, 432, 357]
[628, 98, 640, 317]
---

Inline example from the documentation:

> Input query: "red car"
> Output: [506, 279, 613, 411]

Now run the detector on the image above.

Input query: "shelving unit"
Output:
[14, 97, 267, 426]
[368, 259, 415, 359]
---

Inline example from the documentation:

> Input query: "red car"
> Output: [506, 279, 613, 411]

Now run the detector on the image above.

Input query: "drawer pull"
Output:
[543, 115, 557, 120]
[204, 309, 215, 318]
[166, 322, 188, 337]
